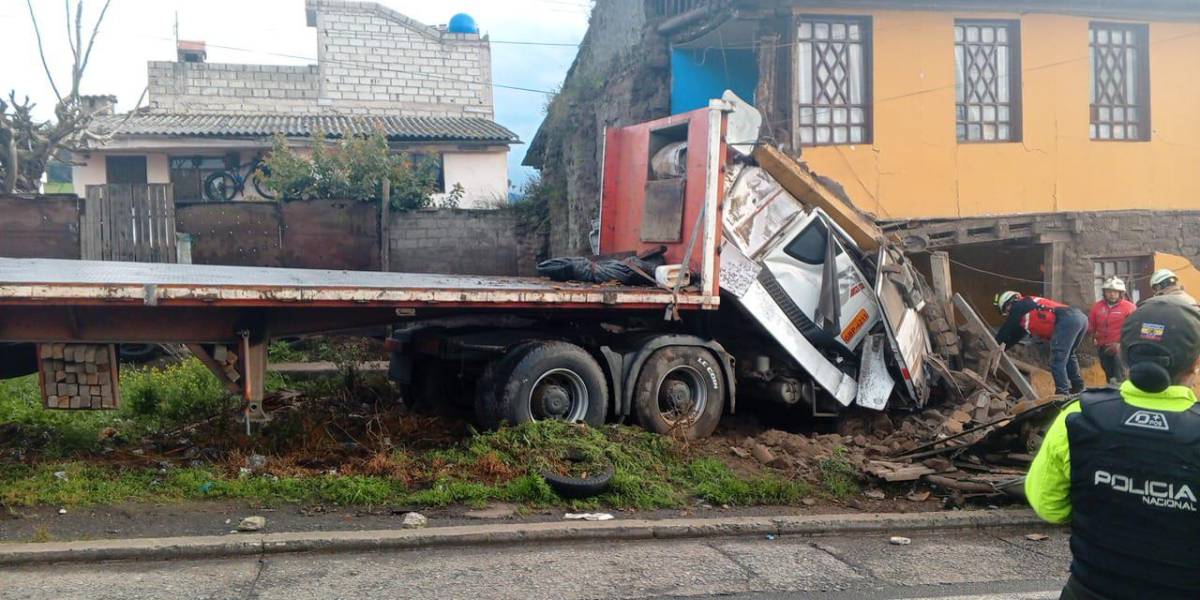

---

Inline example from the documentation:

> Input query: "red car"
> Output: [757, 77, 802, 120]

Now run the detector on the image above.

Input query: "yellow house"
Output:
[530, 0, 1200, 316]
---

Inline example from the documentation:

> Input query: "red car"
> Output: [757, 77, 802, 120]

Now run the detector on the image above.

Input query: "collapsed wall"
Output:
[523, 2, 671, 256]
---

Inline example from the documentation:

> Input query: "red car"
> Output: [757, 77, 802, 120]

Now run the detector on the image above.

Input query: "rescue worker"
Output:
[1142, 268, 1198, 308]
[1088, 277, 1136, 384]
[994, 291, 1088, 395]
[1026, 300, 1200, 600]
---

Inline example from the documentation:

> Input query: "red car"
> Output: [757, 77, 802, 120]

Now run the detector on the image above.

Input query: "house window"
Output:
[1090, 22, 1150, 141]
[1093, 257, 1150, 303]
[105, 156, 147, 185]
[795, 15, 871, 146]
[955, 20, 1021, 143]
[169, 156, 227, 202]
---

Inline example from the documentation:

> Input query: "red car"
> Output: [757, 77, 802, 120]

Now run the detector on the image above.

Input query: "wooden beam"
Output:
[240, 333, 269, 423]
[185, 343, 241, 395]
[929, 251, 957, 339]
[952, 294, 1039, 402]
[753, 144, 883, 252]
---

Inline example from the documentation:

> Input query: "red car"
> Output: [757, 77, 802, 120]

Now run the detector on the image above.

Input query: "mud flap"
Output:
[856, 333, 894, 411]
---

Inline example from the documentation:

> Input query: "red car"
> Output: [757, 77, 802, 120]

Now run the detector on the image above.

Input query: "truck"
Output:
[0, 97, 934, 439]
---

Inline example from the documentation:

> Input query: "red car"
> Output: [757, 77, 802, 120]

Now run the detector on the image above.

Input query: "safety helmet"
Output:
[1150, 269, 1178, 288]
[1102, 277, 1127, 293]
[994, 290, 1021, 313]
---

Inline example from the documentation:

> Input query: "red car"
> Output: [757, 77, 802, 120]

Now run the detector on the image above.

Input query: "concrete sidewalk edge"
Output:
[0, 509, 1044, 566]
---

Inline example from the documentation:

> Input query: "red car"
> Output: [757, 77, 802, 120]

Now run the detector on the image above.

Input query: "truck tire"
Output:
[633, 347, 725, 439]
[475, 341, 608, 429]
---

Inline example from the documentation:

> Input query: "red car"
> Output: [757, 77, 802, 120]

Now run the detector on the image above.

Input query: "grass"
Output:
[0, 421, 816, 510]
[0, 358, 237, 458]
[0, 350, 824, 511]
[817, 447, 861, 500]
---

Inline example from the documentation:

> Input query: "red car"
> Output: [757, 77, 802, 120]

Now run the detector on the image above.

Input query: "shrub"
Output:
[259, 131, 444, 209]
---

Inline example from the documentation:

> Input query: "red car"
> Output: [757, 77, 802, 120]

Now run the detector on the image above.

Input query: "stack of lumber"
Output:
[39, 343, 119, 409]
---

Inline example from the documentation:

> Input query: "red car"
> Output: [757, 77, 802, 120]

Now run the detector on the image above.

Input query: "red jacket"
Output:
[1088, 298, 1136, 347]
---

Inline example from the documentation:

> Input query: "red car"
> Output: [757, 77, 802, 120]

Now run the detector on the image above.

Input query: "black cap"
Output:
[1121, 301, 1200, 391]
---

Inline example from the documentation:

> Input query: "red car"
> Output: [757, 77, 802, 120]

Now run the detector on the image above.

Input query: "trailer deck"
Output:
[0, 258, 718, 310]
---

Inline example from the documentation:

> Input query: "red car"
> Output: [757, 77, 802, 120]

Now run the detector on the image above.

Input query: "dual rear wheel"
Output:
[472, 341, 725, 439]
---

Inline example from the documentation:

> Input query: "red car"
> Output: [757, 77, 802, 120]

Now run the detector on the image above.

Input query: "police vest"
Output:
[1021, 296, 1066, 340]
[1066, 388, 1200, 600]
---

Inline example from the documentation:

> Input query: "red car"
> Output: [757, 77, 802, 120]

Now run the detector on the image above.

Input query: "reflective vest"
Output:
[1066, 388, 1200, 600]
[1020, 296, 1066, 340]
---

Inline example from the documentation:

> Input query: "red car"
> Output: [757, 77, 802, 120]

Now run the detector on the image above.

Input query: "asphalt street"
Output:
[0, 526, 1070, 599]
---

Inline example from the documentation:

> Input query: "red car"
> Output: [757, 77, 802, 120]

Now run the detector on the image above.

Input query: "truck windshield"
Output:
[783, 220, 843, 265]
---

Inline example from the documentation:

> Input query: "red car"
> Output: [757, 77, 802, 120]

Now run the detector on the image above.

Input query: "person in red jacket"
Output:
[1089, 277, 1137, 384]
[994, 291, 1089, 395]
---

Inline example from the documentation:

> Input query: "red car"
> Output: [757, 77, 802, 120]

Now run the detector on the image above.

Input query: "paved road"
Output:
[1, 527, 1070, 599]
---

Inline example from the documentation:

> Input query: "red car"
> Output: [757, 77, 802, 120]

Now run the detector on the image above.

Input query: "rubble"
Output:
[237, 516, 266, 531]
[401, 512, 428, 529]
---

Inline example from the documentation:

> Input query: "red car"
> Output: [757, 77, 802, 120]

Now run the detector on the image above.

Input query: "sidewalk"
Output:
[0, 508, 1045, 566]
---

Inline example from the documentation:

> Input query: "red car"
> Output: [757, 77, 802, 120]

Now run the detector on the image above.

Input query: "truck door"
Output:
[760, 213, 880, 352]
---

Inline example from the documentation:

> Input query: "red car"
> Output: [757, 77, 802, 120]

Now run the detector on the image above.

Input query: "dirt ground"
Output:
[0, 493, 957, 544]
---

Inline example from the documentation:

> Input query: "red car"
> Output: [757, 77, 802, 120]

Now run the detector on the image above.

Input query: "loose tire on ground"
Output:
[633, 346, 725, 439]
[475, 341, 608, 430]
[539, 464, 614, 499]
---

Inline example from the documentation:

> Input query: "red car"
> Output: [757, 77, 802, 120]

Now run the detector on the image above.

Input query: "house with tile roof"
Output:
[73, 0, 518, 209]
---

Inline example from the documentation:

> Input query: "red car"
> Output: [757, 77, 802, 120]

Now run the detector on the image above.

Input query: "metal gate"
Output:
[81, 184, 177, 262]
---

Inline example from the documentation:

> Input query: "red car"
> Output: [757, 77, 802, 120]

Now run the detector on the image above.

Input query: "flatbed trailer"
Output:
[0, 100, 932, 437]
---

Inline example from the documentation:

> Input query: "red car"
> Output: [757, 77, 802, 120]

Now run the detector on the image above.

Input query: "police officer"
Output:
[1026, 301, 1200, 600]
[994, 291, 1088, 395]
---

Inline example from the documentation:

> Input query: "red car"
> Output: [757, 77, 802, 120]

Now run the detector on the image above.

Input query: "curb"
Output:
[0, 509, 1044, 566]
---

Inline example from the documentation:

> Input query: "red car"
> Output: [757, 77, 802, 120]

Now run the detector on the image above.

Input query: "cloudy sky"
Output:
[0, 0, 591, 186]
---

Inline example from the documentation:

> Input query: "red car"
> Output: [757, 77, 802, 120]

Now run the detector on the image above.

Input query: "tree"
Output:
[0, 0, 113, 193]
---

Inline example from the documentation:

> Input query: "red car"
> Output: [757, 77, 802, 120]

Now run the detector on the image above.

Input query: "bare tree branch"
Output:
[64, 0, 78, 63]
[26, 0, 63, 103]
[78, 0, 113, 83]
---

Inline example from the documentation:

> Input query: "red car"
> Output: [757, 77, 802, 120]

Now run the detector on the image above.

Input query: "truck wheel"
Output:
[633, 347, 725, 439]
[475, 341, 608, 429]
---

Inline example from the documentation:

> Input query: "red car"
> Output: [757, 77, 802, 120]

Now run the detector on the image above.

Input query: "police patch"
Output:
[1124, 410, 1170, 432]
[1140, 322, 1166, 341]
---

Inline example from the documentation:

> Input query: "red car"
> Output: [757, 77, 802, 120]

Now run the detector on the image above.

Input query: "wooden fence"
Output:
[82, 184, 177, 263]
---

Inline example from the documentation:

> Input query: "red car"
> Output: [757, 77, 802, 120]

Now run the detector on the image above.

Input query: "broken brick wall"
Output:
[1060, 211, 1200, 310]
[523, 2, 672, 257]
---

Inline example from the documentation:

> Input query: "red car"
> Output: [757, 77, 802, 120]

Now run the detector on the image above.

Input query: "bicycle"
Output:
[203, 157, 276, 202]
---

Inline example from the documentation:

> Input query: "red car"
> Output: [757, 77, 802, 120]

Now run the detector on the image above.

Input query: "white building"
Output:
[74, 0, 516, 208]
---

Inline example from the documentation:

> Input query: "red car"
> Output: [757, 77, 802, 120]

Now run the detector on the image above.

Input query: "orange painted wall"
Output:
[790, 8, 1200, 219]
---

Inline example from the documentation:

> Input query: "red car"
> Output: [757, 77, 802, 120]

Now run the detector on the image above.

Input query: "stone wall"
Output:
[524, 2, 671, 256]
[1062, 211, 1200, 307]
[147, 0, 491, 118]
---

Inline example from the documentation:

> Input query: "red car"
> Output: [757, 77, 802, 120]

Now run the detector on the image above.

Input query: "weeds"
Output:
[0, 421, 818, 510]
[817, 447, 861, 500]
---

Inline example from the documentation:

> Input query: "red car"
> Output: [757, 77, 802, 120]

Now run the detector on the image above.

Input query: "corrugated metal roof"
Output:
[92, 113, 520, 143]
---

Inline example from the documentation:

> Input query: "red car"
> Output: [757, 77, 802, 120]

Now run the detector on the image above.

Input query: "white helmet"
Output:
[994, 290, 1020, 312]
[1150, 269, 1178, 288]
[1102, 277, 1127, 293]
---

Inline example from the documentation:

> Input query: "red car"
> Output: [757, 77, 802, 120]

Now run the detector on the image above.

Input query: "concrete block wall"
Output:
[148, 62, 320, 113]
[146, 1, 493, 118]
[389, 209, 521, 276]
[313, 1, 493, 118]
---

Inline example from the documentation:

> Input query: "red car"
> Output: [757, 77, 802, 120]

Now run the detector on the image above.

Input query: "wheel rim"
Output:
[656, 365, 708, 424]
[530, 368, 589, 422]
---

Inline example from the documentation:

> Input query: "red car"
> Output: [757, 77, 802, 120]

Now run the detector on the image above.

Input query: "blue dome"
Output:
[448, 13, 478, 34]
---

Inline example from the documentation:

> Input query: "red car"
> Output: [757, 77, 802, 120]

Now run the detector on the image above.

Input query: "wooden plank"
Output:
[752, 144, 882, 252]
[185, 343, 242, 395]
[953, 293, 1039, 401]
[380, 178, 391, 272]
[161, 185, 178, 263]
[928, 251, 957, 339]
